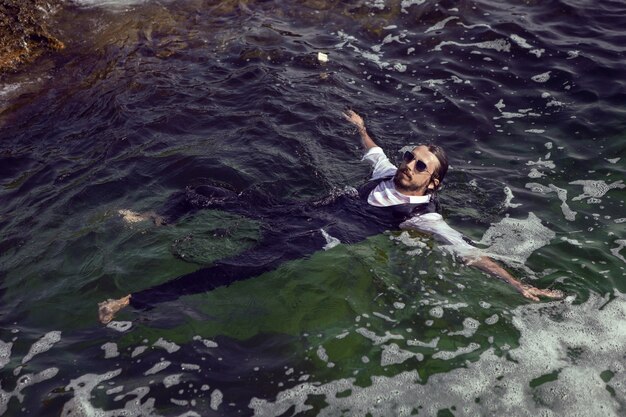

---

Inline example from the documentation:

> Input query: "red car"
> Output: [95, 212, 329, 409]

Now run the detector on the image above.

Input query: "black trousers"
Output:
[129, 185, 399, 310]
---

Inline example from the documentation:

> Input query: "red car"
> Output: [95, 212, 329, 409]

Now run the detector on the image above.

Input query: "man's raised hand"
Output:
[343, 109, 365, 130]
[343, 110, 379, 150]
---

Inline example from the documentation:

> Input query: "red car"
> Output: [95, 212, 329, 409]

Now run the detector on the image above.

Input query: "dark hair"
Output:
[425, 143, 448, 190]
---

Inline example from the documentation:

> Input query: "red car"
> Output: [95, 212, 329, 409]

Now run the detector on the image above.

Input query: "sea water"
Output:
[0, 0, 625, 415]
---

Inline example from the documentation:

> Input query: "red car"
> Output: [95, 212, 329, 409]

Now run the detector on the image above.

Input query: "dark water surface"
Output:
[1, 0, 625, 415]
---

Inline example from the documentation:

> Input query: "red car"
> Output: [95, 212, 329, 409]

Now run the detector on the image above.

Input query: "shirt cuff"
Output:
[362, 146, 384, 160]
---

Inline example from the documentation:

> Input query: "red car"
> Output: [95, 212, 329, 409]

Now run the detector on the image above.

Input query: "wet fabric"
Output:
[129, 183, 435, 309]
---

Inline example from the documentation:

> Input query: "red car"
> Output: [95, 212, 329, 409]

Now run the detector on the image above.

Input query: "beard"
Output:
[393, 169, 425, 194]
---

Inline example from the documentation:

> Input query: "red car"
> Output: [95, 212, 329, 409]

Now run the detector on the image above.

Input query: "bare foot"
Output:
[118, 209, 166, 226]
[98, 295, 131, 324]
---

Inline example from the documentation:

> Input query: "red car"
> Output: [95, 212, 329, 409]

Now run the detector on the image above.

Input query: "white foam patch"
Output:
[510, 34, 532, 49]
[371, 33, 407, 53]
[131, 345, 148, 358]
[1, 368, 60, 415]
[525, 183, 577, 221]
[0, 83, 23, 97]
[526, 158, 556, 169]
[610, 240, 626, 264]
[569, 180, 625, 201]
[567, 50, 580, 59]
[525, 129, 545, 134]
[181, 363, 200, 371]
[531, 71, 551, 83]
[429, 306, 444, 318]
[356, 328, 404, 345]
[407, 337, 439, 348]
[546, 99, 564, 107]
[249, 292, 626, 417]
[422, 78, 446, 88]
[0, 334, 63, 415]
[321, 229, 341, 250]
[381, 343, 423, 366]
[22, 331, 61, 364]
[432, 39, 511, 52]
[102, 342, 119, 359]
[317, 346, 329, 363]
[373, 312, 396, 322]
[144, 361, 171, 376]
[61, 369, 126, 416]
[163, 374, 183, 388]
[390, 231, 428, 249]
[153, 338, 180, 354]
[606, 157, 620, 164]
[448, 318, 480, 337]
[432, 342, 480, 360]
[503, 186, 522, 208]
[193, 336, 218, 348]
[334, 31, 396, 70]
[210, 389, 223, 411]
[494, 105, 541, 120]
[457, 22, 492, 30]
[106, 321, 133, 332]
[485, 314, 499, 325]
[425, 16, 459, 33]
[561, 237, 582, 247]
[476, 212, 555, 267]
[366, 0, 385, 10]
[106, 385, 124, 395]
[0, 340, 12, 369]
[401, 0, 426, 13]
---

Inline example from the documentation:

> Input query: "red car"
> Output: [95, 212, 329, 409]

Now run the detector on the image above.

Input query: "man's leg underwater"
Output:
[99, 224, 329, 324]
[100, 193, 391, 324]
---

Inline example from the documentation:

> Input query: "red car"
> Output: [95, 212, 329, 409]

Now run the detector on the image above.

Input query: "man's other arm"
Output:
[400, 215, 563, 301]
[464, 256, 563, 301]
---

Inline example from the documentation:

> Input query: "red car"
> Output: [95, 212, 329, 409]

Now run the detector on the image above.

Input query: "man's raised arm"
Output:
[343, 110, 379, 150]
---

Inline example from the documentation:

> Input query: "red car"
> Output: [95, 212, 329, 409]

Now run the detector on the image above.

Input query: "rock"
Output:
[0, 0, 64, 73]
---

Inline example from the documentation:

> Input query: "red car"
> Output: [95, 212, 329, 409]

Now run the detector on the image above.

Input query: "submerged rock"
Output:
[0, 0, 64, 73]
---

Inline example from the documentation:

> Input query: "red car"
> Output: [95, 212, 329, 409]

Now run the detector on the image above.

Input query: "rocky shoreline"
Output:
[0, 0, 65, 74]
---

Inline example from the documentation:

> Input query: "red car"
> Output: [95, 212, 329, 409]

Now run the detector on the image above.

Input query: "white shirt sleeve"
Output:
[400, 213, 476, 257]
[362, 147, 397, 180]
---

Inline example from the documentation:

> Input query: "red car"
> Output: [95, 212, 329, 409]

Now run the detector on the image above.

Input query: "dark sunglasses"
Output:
[402, 151, 432, 175]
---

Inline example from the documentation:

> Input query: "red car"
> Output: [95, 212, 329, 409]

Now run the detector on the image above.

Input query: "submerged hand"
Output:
[517, 284, 564, 302]
[342, 109, 365, 130]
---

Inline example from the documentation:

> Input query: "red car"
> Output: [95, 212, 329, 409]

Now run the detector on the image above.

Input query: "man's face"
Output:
[393, 145, 440, 196]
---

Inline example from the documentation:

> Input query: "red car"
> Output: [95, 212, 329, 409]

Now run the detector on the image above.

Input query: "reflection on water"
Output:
[0, 0, 625, 415]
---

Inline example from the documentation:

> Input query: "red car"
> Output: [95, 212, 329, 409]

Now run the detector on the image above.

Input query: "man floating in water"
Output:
[99, 110, 563, 324]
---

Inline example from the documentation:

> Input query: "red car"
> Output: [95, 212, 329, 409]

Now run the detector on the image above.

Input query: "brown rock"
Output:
[0, 0, 64, 73]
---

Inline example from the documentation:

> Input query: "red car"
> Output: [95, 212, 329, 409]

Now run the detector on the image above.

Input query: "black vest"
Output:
[357, 175, 438, 224]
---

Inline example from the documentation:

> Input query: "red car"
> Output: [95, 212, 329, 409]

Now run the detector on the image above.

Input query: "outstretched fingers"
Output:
[520, 285, 564, 302]
[342, 110, 364, 128]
